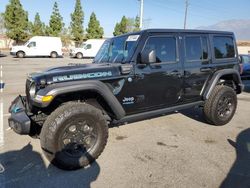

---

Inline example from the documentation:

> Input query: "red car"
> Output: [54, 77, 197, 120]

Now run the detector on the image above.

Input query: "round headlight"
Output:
[29, 82, 36, 97]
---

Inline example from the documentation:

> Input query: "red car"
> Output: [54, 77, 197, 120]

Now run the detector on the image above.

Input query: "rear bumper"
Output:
[10, 52, 16, 56]
[8, 96, 31, 135]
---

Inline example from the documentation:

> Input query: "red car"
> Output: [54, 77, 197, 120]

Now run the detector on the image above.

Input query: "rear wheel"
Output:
[203, 85, 237, 126]
[16, 51, 25, 58]
[50, 51, 58, 58]
[76, 52, 83, 59]
[40, 103, 109, 170]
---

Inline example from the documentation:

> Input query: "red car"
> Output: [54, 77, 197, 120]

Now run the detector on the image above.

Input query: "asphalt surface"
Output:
[0, 53, 250, 188]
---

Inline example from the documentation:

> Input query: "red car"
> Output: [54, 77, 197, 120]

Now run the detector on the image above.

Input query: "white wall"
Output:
[238, 46, 250, 55]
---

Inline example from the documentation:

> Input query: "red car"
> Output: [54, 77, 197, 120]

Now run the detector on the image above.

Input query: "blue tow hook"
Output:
[13, 107, 21, 113]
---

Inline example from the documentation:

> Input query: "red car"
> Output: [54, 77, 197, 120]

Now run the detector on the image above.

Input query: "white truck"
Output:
[70, 39, 105, 59]
[10, 36, 63, 58]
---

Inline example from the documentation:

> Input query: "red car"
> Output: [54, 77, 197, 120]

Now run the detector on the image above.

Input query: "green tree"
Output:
[134, 15, 140, 32]
[86, 12, 104, 39]
[47, 2, 64, 37]
[70, 0, 84, 43]
[113, 23, 121, 36]
[31, 13, 45, 36]
[0, 13, 5, 34]
[113, 16, 128, 36]
[3, 0, 29, 43]
[113, 15, 141, 36]
[60, 27, 72, 48]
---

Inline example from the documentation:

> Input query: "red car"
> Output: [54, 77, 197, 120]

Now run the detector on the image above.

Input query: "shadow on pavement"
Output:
[0, 54, 7, 58]
[0, 143, 100, 188]
[220, 128, 250, 188]
[179, 107, 208, 124]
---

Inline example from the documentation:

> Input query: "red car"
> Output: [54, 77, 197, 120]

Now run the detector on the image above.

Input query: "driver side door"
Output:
[123, 34, 183, 114]
[26, 41, 37, 56]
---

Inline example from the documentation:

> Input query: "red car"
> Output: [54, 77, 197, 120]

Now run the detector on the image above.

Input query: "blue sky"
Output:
[0, 0, 250, 37]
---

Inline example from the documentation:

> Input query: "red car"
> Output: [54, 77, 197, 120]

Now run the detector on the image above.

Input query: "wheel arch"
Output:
[76, 52, 83, 58]
[50, 51, 58, 57]
[16, 50, 25, 57]
[37, 80, 125, 120]
[202, 69, 243, 100]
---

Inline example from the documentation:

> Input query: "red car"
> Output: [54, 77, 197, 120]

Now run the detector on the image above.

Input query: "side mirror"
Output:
[141, 49, 156, 64]
[238, 56, 242, 64]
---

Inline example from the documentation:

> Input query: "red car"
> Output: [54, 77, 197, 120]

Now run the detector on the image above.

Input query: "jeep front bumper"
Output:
[8, 96, 31, 135]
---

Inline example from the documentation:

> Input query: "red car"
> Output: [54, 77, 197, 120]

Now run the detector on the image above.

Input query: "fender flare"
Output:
[36, 80, 126, 119]
[202, 69, 243, 100]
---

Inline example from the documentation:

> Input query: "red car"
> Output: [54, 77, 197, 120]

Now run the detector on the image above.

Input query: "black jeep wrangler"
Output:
[9, 29, 243, 170]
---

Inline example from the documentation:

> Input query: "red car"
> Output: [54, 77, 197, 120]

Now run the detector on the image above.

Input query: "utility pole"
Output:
[139, 0, 144, 30]
[184, 0, 189, 29]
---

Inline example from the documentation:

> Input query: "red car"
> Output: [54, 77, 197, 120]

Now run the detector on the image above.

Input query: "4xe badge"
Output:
[122, 97, 135, 105]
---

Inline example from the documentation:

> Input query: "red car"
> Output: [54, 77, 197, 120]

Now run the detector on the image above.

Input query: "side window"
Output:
[143, 36, 177, 63]
[27, 42, 36, 48]
[86, 44, 92, 49]
[185, 36, 209, 61]
[242, 55, 250, 64]
[201, 37, 208, 60]
[213, 36, 235, 59]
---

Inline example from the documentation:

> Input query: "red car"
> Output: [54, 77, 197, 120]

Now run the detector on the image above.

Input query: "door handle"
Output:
[200, 67, 212, 72]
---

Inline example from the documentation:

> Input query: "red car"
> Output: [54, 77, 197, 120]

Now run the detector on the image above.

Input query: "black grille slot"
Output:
[25, 79, 32, 109]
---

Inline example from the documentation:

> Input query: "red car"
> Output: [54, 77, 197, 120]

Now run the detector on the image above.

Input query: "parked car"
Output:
[70, 39, 105, 59]
[9, 29, 243, 170]
[239, 54, 250, 79]
[10, 36, 63, 58]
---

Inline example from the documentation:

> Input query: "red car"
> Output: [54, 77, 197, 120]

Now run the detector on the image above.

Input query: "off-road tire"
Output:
[50, 51, 58, 58]
[76, 52, 83, 59]
[17, 51, 25, 58]
[40, 102, 109, 170]
[203, 85, 237, 126]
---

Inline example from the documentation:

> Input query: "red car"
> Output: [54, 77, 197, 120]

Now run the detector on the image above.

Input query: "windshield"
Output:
[80, 43, 86, 48]
[24, 40, 30, 46]
[94, 34, 140, 63]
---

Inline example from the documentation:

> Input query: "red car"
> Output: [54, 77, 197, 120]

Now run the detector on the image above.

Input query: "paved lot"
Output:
[0, 53, 250, 188]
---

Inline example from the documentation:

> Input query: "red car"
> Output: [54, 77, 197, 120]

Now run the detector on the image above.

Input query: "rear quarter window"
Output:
[213, 36, 236, 59]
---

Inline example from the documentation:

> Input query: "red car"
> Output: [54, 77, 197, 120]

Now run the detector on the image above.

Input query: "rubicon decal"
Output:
[52, 71, 113, 82]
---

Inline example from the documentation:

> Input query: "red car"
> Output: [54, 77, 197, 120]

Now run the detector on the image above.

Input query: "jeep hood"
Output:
[29, 63, 125, 84]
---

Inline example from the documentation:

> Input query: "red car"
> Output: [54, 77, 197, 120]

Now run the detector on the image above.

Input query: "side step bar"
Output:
[112, 101, 204, 125]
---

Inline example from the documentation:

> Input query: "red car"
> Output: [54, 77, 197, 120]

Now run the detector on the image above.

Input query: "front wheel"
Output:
[16, 51, 25, 58]
[76, 52, 83, 59]
[50, 51, 58, 58]
[203, 85, 237, 126]
[40, 103, 109, 170]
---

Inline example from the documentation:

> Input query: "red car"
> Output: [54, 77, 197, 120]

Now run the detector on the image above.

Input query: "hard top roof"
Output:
[141, 28, 234, 35]
[113, 28, 234, 39]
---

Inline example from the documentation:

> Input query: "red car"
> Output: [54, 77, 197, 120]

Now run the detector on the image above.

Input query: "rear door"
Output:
[181, 34, 213, 102]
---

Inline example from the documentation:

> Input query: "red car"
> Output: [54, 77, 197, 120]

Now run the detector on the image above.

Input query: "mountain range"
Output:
[197, 19, 250, 40]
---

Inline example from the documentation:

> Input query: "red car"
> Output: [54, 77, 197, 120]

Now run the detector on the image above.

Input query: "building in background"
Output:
[237, 41, 250, 55]
[0, 34, 13, 50]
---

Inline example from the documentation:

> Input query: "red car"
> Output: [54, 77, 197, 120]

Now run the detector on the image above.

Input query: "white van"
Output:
[10, 36, 63, 58]
[70, 39, 105, 59]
